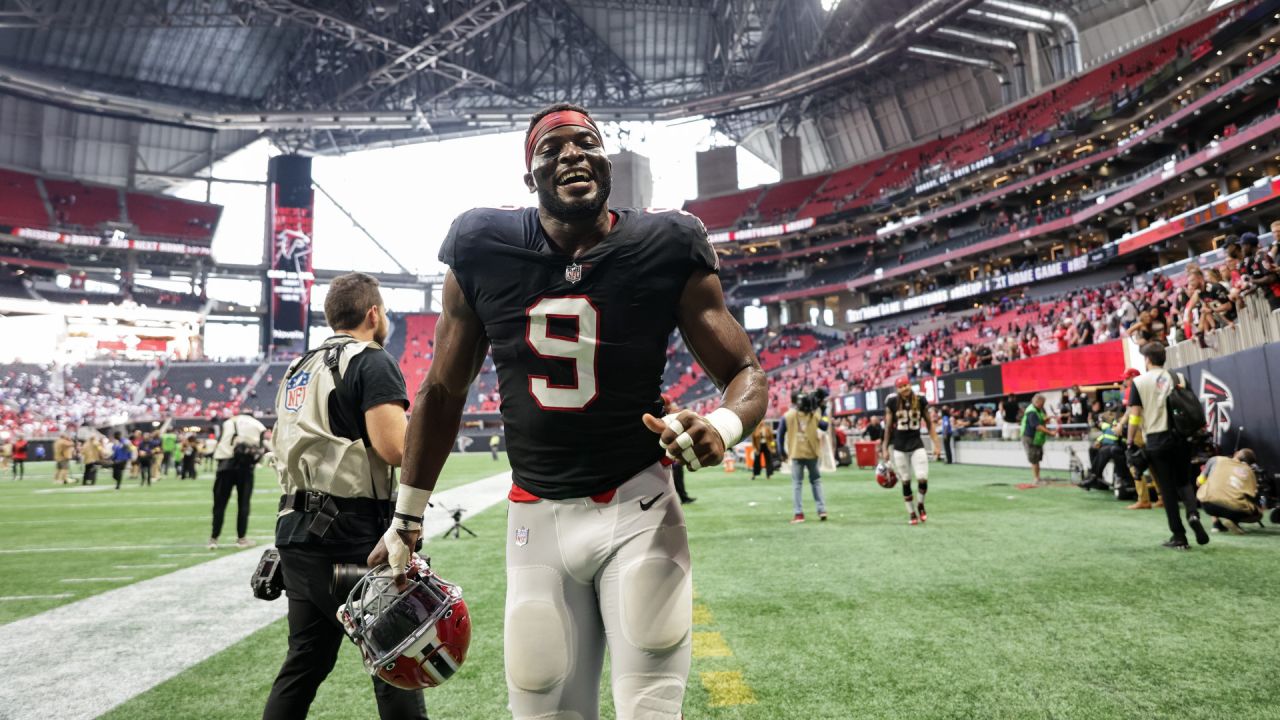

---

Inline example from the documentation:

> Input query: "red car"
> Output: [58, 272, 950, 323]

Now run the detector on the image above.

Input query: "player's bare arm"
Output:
[364, 403, 407, 467]
[881, 409, 894, 458]
[368, 271, 489, 574]
[643, 269, 766, 471]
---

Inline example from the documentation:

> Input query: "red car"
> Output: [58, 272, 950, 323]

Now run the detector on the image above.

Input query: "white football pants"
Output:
[504, 461, 691, 720]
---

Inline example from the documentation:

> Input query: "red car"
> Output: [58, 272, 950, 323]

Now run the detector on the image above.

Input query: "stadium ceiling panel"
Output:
[0, 0, 1224, 158]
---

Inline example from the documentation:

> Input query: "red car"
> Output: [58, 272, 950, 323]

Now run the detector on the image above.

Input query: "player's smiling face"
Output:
[525, 125, 612, 221]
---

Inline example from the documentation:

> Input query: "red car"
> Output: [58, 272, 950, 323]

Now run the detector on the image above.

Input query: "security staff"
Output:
[1021, 394, 1057, 485]
[209, 411, 266, 550]
[1127, 342, 1208, 550]
[1086, 413, 1130, 490]
[262, 272, 426, 720]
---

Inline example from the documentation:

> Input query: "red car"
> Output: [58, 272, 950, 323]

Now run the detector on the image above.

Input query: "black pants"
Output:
[12, 458, 23, 479]
[182, 455, 197, 479]
[140, 458, 152, 486]
[83, 463, 97, 485]
[1201, 501, 1262, 525]
[1145, 432, 1200, 540]
[1091, 445, 1131, 484]
[942, 435, 954, 464]
[752, 446, 773, 478]
[263, 545, 427, 720]
[162, 451, 173, 476]
[112, 461, 127, 488]
[672, 463, 692, 502]
[211, 466, 254, 540]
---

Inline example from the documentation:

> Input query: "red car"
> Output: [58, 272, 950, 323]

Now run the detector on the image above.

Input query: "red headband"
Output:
[525, 110, 602, 171]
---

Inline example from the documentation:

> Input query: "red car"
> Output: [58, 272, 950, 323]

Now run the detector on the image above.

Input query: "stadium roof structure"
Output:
[0, 0, 1188, 163]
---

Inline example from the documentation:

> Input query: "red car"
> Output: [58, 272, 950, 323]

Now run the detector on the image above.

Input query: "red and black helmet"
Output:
[875, 462, 899, 489]
[338, 555, 471, 690]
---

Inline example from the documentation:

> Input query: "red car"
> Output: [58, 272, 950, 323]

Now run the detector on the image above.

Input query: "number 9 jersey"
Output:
[439, 206, 719, 500]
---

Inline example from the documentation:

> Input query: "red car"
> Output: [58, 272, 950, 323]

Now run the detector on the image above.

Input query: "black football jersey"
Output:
[885, 393, 928, 453]
[439, 206, 718, 499]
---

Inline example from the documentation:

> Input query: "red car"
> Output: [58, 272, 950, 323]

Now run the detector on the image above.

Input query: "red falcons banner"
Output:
[266, 155, 314, 359]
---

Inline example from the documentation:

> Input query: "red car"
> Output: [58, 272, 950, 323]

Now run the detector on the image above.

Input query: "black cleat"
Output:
[1161, 537, 1190, 551]
[1188, 516, 1210, 546]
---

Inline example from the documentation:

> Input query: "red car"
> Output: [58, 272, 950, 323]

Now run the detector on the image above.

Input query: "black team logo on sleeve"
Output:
[639, 492, 664, 511]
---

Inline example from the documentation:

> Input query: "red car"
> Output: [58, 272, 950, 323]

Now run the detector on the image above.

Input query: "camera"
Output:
[251, 547, 284, 601]
[332, 563, 371, 599]
[792, 388, 829, 414]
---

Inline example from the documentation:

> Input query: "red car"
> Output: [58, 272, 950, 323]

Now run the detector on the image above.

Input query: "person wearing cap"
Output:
[378, 102, 767, 719]
[1021, 394, 1057, 485]
[882, 376, 942, 525]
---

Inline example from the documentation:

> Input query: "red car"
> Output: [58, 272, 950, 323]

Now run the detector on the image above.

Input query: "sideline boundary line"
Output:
[0, 471, 512, 720]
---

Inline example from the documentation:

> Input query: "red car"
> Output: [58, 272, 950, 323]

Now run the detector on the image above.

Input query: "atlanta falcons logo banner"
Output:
[1175, 344, 1280, 470]
[266, 155, 315, 360]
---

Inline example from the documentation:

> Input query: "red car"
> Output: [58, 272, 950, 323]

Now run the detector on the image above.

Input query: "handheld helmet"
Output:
[875, 462, 899, 489]
[338, 555, 471, 690]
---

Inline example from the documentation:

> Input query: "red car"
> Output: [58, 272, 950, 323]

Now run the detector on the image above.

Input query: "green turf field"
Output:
[5, 459, 1278, 718]
[0, 453, 509, 625]
[40, 461, 1271, 720]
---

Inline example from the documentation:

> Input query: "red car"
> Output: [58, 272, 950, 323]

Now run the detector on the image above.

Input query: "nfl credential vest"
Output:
[273, 337, 392, 503]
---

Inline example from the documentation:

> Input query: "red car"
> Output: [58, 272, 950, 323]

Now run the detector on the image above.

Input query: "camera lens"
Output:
[331, 563, 369, 599]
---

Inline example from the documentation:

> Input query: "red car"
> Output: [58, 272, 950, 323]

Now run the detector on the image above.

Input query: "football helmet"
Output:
[337, 555, 471, 690]
[875, 462, 899, 489]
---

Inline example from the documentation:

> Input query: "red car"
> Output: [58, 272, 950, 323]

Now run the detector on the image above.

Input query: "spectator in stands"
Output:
[862, 414, 884, 444]
[53, 433, 73, 484]
[111, 432, 133, 490]
[1197, 448, 1263, 534]
[1001, 395, 1021, 440]
[12, 435, 27, 480]
[1127, 342, 1207, 550]
[1021, 394, 1057, 485]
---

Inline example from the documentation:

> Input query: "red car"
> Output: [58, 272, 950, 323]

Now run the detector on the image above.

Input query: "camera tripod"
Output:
[441, 505, 476, 539]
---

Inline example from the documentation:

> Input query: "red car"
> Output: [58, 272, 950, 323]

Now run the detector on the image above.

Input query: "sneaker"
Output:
[790, 514, 806, 524]
[1154, 499, 1164, 508]
[1188, 517, 1210, 546]
[680, 496, 696, 505]
[1211, 519, 1227, 533]
[819, 512, 828, 522]
[1126, 501, 1153, 510]
[917, 503, 927, 522]
[236, 538, 257, 549]
[909, 513, 920, 526]
[207, 538, 218, 550]
[1161, 537, 1190, 551]
[1221, 519, 1245, 535]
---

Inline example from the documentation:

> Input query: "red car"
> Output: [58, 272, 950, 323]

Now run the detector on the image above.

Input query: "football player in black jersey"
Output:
[370, 103, 767, 720]
[882, 377, 942, 525]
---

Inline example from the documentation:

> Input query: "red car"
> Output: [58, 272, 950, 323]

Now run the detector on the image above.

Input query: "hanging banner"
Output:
[265, 155, 314, 360]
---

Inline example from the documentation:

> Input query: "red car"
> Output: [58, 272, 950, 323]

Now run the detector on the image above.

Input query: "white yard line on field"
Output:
[0, 471, 512, 720]
[0, 594, 75, 602]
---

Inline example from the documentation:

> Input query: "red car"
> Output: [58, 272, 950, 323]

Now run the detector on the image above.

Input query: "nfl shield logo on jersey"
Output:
[515, 526, 529, 547]
[564, 263, 582, 284]
[284, 370, 311, 413]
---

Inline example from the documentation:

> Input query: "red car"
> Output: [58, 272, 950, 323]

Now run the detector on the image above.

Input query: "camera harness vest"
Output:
[273, 336, 393, 536]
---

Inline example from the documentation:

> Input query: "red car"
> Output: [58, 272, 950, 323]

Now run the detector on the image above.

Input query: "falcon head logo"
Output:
[1198, 370, 1233, 446]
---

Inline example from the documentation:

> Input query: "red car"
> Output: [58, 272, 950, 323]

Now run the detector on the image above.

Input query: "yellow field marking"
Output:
[692, 603, 714, 626]
[700, 670, 757, 707]
[692, 631, 732, 658]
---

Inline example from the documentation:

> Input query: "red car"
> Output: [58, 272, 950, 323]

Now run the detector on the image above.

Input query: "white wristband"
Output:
[705, 407, 744, 451]
[392, 485, 432, 532]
